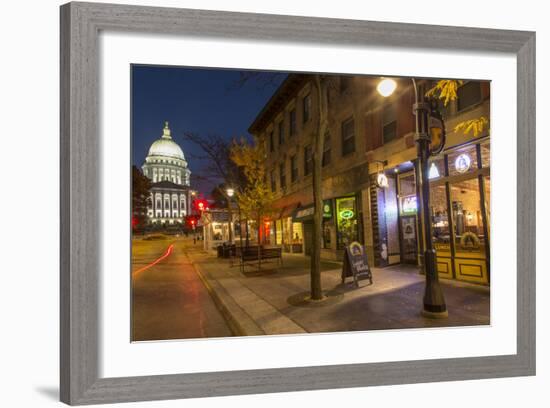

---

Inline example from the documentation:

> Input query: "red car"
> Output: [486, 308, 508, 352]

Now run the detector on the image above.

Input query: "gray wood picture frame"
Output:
[60, 1, 536, 405]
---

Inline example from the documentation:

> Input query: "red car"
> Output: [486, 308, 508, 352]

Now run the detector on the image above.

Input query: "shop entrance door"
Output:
[400, 215, 418, 264]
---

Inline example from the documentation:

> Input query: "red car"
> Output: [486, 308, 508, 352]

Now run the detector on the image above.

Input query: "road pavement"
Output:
[131, 236, 232, 341]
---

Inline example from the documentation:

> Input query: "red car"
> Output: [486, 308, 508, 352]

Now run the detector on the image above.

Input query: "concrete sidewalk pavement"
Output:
[189, 248, 490, 337]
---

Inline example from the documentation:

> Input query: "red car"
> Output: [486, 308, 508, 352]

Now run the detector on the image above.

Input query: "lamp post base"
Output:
[422, 249, 448, 319]
[421, 308, 449, 319]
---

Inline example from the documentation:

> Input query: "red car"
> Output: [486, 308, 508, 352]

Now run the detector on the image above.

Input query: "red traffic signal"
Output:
[193, 199, 208, 212]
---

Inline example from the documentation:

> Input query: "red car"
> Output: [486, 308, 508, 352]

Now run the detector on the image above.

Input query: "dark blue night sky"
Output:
[131, 65, 285, 194]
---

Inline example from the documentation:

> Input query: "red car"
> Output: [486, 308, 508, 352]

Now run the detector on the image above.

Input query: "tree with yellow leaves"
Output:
[230, 137, 276, 252]
[426, 80, 489, 137]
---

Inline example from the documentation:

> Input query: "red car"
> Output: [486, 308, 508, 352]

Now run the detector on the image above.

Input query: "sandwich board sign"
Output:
[341, 241, 373, 287]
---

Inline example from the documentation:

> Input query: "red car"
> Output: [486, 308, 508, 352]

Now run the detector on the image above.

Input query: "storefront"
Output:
[292, 195, 362, 261]
[370, 137, 490, 285]
[271, 204, 303, 253]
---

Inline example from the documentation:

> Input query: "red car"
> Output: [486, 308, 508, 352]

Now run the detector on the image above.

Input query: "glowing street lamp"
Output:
[377, 77, 448, 318]
[377, 78, 397, 97]
[226, 187, 235, 198]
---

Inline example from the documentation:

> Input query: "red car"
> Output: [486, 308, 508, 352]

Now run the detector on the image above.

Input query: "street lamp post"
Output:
[224, 187, 234, 244]
[377, 78, 448, 318]
[225, 187, 243, 252]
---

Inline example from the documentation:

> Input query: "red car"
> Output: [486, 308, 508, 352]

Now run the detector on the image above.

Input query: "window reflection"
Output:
[450, 179, 485, 253]
[430, 184, 450, 248]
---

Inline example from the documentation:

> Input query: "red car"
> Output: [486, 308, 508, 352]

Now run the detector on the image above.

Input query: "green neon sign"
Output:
[339, 209, 354, 220]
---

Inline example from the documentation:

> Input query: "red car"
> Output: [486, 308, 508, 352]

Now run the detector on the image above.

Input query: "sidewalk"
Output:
[190, 248, 490, 336]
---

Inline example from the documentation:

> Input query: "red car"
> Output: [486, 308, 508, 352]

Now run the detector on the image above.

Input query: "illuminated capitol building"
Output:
[141, 121, 193, 225]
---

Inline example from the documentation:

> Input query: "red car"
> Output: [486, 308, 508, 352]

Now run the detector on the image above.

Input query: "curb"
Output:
[193, 262, 264, 337]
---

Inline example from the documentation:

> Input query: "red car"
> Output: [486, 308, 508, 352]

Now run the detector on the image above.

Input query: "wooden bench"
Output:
[238, 246, 283, 273]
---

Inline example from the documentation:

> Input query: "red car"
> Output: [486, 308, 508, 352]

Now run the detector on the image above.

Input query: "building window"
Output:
[290, 154, 298, 183]
[270, 170, 276, 192]
[304, 145, 313, 176]
[382, 104, 397, 143]
[322, 133, 331, 167]
[279, 161, 286, 190]
[269, 131, 274, 152]
[302, 94, 311, 123]
[340, 76, 351, 94]
[341, 117, 355, 156]
[289, 109, 296, 137]
[457, 81, 482, 112]
[278, 121, 284, 145]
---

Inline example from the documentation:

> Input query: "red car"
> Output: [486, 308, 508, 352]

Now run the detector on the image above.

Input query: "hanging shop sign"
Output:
[376, 172, 389, 188]
[455, 153, 471, 173]
[341, 241, 373, 287]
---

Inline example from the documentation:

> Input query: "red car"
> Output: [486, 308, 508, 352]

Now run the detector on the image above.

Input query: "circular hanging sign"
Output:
[376, 172, 389, 188]
[455, 153, 471, 173]
[339, 209, 354, 219]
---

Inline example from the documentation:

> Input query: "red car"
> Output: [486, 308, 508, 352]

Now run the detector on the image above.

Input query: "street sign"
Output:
[341, 241, 373, 287]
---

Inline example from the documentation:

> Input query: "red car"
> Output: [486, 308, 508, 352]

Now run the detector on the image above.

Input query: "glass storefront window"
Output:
[484, 176, 491, 237]
[399, 173, 416, 196]
[275, 219, 283, 245]
[430, 184, 451, 251]
[398, 172, 417, 215]
[268, 221, 276, 244]
[292, 222, 303, 243]
[322, 221, 332, 249]
[448, 145, 478, 176]
[450, 178, 485, 253]
[284, 217, 293, 245]
[336, 196, 358, 249]
[480, 141, 490, 168]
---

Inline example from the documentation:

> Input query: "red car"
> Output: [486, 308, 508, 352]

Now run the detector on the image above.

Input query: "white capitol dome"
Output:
[147, 122, 186, 160]
[142, 121, 191, 186]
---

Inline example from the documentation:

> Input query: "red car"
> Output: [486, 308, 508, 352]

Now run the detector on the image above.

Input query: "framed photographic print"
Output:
[60, 1, 535, 405]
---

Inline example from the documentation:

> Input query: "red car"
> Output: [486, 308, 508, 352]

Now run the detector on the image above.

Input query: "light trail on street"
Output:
[132, 243, 174, 276]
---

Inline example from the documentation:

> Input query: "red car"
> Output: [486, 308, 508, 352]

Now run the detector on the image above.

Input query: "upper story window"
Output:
[302, 94, 311, 124]
[289, 109, 296, 137]
[269, 131, 274, 152]
[341, 117, 355, 156]
[278, 121, 285, 145]
[340, 76, 351, 94]
[290, 154, 298, 183]
[457, 81, 482, 112]
[322, 133, 331, 167]
[270, 170, 276, 192]
[382, 104, 397, 144]
[304, 145, 313, 176]
[279, 161, 286, 190]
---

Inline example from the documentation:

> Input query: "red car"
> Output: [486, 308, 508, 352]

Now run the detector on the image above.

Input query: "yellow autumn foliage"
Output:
[453, 116, 489, 137]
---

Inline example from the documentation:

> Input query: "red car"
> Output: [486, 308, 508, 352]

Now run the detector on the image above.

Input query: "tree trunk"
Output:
[257, 215, 262, 270]
[310, 75, 328, 300]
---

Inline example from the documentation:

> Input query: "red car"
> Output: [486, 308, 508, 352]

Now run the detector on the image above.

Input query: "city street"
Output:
[131, 235, 489, 340]
[131, 236, 232, 341]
